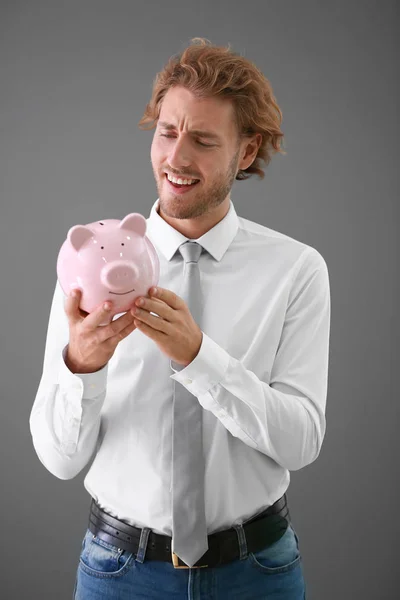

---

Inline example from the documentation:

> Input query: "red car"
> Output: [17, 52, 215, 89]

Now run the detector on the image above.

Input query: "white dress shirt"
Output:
[30, 197, 331, 536]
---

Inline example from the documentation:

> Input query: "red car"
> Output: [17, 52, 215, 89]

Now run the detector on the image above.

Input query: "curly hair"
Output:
[138, 37, 286, 181]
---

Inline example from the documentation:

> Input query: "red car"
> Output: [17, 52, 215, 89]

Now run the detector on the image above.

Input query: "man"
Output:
[30, 38, 330, 599]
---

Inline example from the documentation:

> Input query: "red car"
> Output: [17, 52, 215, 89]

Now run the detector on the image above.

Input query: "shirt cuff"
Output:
[169, 332, 230, 397]
[59, 345, 108, 400]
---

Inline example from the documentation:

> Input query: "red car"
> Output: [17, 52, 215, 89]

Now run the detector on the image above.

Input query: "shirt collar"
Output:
[145, 198, 239, 262]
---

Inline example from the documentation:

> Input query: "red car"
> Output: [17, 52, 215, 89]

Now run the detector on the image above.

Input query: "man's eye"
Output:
[159, 134, 213, 148]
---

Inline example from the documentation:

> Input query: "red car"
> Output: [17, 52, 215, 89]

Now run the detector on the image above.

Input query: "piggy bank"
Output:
[57, 212, 160, 324]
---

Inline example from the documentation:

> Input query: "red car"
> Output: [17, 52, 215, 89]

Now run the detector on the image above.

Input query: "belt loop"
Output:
[232, 523, 248, 560]
[135, 527, 151, 563]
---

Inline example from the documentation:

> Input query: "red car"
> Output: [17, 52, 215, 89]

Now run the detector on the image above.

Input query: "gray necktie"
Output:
[170, 241, 209, 568]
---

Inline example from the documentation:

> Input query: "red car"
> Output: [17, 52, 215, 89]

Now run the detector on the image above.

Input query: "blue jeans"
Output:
[73, 522, 306, 599]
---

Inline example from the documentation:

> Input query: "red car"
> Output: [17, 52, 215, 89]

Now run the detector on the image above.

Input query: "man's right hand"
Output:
[64, 289, 138, 374]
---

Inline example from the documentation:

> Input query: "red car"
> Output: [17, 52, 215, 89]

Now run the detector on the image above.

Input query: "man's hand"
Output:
[130, 287, 203, 367]
[64, 289, 137, 374]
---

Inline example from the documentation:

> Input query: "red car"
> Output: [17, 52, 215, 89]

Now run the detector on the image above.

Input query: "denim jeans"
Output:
[73, 522, 306, 599]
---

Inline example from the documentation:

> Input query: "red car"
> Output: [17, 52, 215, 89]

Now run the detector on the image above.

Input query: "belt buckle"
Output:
[171, 550, 208, 569]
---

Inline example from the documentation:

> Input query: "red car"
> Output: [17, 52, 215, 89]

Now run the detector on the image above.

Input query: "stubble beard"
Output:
[155, 146, 240, 220]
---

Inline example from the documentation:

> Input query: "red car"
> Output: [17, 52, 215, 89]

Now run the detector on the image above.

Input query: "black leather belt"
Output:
[88, 494, 290, 569]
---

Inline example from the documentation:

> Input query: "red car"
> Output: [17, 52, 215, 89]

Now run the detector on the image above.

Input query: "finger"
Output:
[110, 315, 138, 344]
[130, 297, 171, 320]
[82, 298, 115, 332]
[149, 287, 181, 310]
[64, 288, 85, 325]
[133, 309, 166, 333]
[98, 308, 136, 343]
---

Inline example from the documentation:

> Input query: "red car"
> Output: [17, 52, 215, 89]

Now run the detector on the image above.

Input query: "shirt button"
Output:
[183, 378, 192, 385]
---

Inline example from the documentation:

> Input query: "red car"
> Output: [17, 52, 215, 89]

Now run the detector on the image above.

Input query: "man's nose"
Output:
[168, 135, 192, 167]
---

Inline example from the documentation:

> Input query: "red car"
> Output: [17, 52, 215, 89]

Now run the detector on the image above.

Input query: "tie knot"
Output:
[178, 241, 203, 264]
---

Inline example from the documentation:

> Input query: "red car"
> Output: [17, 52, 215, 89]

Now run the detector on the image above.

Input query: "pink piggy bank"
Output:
[57, 213, 160, 324]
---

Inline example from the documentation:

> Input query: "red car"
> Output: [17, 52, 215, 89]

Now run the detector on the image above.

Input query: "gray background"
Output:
[1, 0, 398, 598]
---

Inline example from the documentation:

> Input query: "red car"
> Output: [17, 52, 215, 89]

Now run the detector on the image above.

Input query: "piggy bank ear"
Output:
[119, 213, 147, 238]
[68, 225, 93, 252]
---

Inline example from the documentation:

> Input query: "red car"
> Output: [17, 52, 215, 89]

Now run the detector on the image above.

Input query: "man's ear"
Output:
[238, 133, 262, 171]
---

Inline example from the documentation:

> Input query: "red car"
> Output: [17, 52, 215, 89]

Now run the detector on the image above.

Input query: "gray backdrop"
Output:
[1, 1, 398, 599]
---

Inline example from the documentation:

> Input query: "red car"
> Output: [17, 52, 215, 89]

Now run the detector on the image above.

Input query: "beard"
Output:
[154, 145, 241, 220]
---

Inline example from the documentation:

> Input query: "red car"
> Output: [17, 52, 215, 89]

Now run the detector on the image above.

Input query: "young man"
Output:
[30, 38, 330, 599]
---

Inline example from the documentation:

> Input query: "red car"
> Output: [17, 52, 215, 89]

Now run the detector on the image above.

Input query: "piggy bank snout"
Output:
[101, 261, 139, 293]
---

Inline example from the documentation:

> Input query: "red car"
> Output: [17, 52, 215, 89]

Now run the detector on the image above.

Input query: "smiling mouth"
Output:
[109, 288, 136, 295]
[164, 173, 200, 186]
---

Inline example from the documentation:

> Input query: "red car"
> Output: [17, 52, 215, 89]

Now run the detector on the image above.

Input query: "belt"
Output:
[88, 494, 290, 569]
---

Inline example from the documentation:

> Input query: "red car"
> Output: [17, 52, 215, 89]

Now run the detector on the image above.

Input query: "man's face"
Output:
[150, 86, 242, 221]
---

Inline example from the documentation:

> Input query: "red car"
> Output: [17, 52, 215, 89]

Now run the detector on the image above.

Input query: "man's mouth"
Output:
[164, 173, 200, 190]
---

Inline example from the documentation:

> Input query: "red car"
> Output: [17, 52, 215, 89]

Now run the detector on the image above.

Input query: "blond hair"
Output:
[138, 38, 286, 180]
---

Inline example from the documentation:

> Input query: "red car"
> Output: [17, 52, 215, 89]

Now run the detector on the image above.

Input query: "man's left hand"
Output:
[130, 287, 203, 367]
